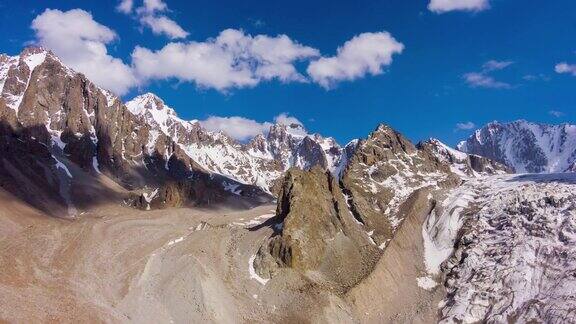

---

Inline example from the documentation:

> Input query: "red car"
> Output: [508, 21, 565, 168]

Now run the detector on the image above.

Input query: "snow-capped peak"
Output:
[126, 92, 175, 116]
[124, 92, 203, 155]
[284, 122, 308, 137]
[458, 120, 576, 173]
[427, 138, 469, 160]
[0, 46, 53, 112]
[21, 47, 48, 72]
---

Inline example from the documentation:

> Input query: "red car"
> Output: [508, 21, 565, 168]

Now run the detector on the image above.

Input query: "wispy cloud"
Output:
[249, 18, 266, 28]
[463, 60, 513, 89]
[523, 74, 550, 82]
[428, 0, 490, 13]
[140, 15, 188, 39]
[455, 121, 476, 131]
[116, 0, 134, 14]
[464, 72, 511, 89]
[549, 110, 565, 118]
[117, 0, 189, 39]
[482, 60, 513, 72]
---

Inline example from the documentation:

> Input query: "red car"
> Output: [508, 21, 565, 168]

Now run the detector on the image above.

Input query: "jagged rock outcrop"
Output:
[418, 138, 512, 177]
[457, 120, 576, 173]
[255, 167, 380, 291]
[340, 125, 458, 246]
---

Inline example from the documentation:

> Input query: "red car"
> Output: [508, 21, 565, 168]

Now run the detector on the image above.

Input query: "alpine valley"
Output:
[1, 47, 575, 323]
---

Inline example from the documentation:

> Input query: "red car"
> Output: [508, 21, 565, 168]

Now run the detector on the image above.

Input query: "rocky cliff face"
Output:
[457, 120, 576, 173]
[255, 167, 380, 291]
[339, 125, 459, 246]
[418, 138, 512, 177]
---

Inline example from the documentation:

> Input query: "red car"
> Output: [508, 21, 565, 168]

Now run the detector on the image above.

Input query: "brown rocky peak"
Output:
[353, 124, 417, 166]
[255, 166, 378, 290]
[367, 123, 417, 154]
[20, 46, 50, 57]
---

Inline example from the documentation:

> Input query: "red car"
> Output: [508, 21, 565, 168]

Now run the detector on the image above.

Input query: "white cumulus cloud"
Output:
[31, 7, 406, 95]
[200, 116, 273, 141]
[32, 9, 137, 95]
[555, 62, 576, 76]
[307, 32, 404, 89]
[132, 29, 319, 91]
[116, 0, 134, 14]
[199, 113, 304, 141]
[428, 0, 490, 13]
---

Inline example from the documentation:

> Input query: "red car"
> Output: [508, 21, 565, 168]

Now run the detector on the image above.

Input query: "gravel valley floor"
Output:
[1, 173, 576, 323]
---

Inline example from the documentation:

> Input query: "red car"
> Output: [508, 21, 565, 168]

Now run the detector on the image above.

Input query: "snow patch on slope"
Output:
[249, 254, 269, 285]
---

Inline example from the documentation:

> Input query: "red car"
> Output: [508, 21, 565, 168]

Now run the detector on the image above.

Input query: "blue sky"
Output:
[1, 0, 575, 145]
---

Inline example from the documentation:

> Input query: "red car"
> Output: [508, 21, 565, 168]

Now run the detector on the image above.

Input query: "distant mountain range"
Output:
[458, 120, 576, 173]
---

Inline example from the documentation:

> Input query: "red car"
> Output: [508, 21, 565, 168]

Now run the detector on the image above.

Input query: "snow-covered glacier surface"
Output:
[424, 173, 576, 323]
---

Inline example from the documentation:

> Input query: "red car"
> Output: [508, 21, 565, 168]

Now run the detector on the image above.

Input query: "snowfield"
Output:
[424, 173, 576, 323]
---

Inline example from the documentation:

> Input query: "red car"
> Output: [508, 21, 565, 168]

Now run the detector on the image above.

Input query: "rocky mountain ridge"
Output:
[0, 47, 273, 215]
[0, 47, 375, 215]
[123, 92, 348, 192]
[3, 47, 567, 218]
[458, 120, 576, 173]
[418, 138, 512, 177]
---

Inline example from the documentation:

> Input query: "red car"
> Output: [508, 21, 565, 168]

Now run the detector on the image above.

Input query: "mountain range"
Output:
[458, 120, 576, 173]
[1, 47, 575, 323]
